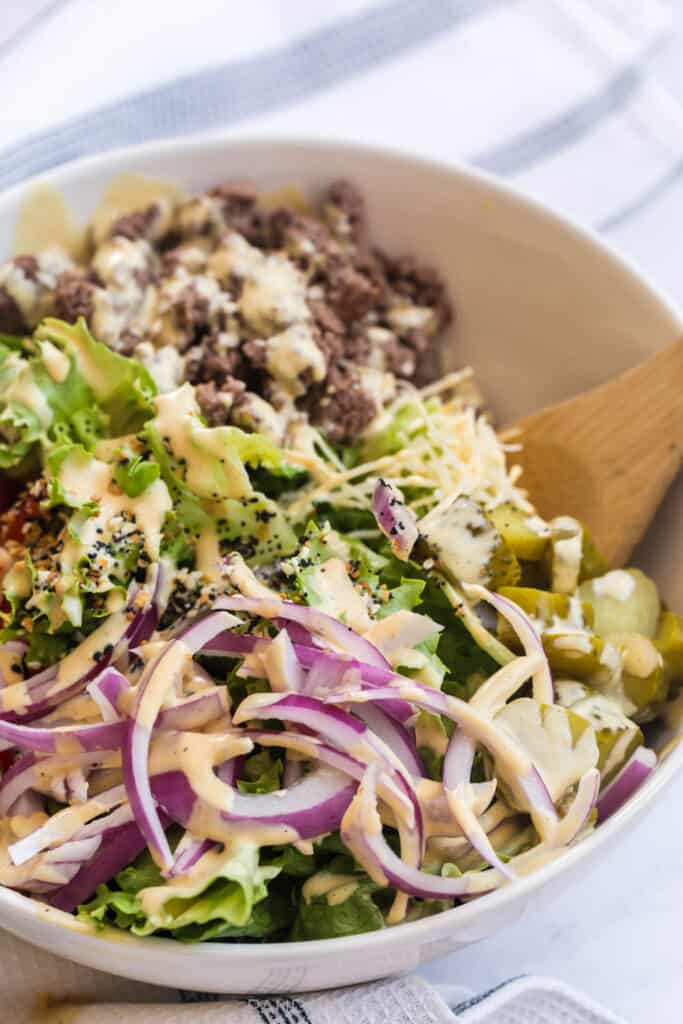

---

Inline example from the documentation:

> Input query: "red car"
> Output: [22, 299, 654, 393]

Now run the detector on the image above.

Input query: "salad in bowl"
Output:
[0, 175, 679, 947]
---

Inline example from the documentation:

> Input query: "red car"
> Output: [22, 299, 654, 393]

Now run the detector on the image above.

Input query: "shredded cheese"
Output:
[284, 371, 532, 519]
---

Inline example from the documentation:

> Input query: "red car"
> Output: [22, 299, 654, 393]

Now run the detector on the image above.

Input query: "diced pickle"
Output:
[493, 699, 598, 806]
[543, 631, 605, 679]
[654, 611, 683, 686]
[611, 632, 667, 718]
[518, 559, 551, 589]
[419, 496, 520, 588]
[556, 682, 643, 782]
[496, 586, 592, 647]
[489, 504, 549, 561]
[578, 569, 660, 639]
[545, 630, 667, 717]
[579, 528, 609, 582]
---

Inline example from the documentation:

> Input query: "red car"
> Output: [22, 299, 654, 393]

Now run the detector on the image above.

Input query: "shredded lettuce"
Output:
[0, 319, 156, 473]
[291, 879, 385, 940]
[78, 842, 281, 942]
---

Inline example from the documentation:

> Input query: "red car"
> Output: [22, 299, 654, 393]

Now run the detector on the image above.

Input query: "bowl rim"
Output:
[0, 131, 681, 961]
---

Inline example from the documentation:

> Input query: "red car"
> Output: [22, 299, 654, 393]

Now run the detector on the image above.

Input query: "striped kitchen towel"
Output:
[0, 0, 681, 230]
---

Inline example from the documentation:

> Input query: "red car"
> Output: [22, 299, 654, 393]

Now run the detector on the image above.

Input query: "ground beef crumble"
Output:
[0, 177, 454, 445]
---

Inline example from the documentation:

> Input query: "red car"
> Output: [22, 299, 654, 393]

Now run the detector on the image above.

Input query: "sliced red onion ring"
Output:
[324, 680, 559, 840]
[0, 686, 229, 757]
[298, 647, 414, 724]
[168, 835, 216, 878]
[233, 692, 419, 826]
[353, 704, 425, 778]
[9, 785, 127, 865]
[151, 765, 357, 842]
[418, 778, 497, 839]
[0, 718, 124, 755]
[203, 631, 414, 725]
[123, 610, 238, 870]
[0, 753, 36, 815]
[245, 728, 413, 828]
[212, 595, 392, 671]
[341, 765, 501, 899]
[445, 785, 514, 880]
[42, 836, 102, 867]
[441, 657, 544, 875]
[596, 747, 656, 823]
[464, 584, 553, 705]
[372, 478, 419, 560]
[48, 818, 153, 912]
[87, 668, 131, 722]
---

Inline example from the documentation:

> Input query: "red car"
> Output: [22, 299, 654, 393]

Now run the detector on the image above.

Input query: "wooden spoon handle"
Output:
[595, 336, 683, 444]
[512, 336, 683, 567]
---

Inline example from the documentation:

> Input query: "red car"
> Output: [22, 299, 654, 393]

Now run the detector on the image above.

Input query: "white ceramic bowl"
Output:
[0, 137, 681, 994]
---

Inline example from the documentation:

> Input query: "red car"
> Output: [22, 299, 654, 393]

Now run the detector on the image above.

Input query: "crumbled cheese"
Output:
[550, 516, 583, 594]
[387, 304, 436, 335]
[265, 322, 326, 398]
[232, 393, 287, 446]
[358, 366, 397, 404]
[92, 237, 154, 291]
[240, 254, 310, 333]
[134, 342, 185, 393]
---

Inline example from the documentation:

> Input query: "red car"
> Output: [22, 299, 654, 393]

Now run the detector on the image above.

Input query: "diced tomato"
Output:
[1, 492, 40, 544]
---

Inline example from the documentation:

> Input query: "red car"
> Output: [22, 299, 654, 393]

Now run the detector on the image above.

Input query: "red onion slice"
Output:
[87, 668, 131, 722]
[596, 747, 656, 823]
[441, 655, 546, 873]
[353, 704, 425, 778]
[245, 728, 413, 829]
[464, 584, 553, 705]
[233, 692, 419, 827]
[168, 835, 216, 878]
[0, 718, 124, 755]
[324, 680, 559, 840]
[151, 765, 357, 842]
[212, 595, 392, 671]
[0, 753, 36, 815]
[259, 629, 305, 693]
[9, 785, 127, 865]
[341, 765, 501, 900]
[123, 610, 238, 871]
[372, 478, 420, 560]
[199, 630, 415, 723]
[0, 687, 229, 758]
[47, 816, 158, 912]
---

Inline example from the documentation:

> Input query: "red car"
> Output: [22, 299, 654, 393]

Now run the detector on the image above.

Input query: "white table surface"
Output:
[2, 4, 683, 1021]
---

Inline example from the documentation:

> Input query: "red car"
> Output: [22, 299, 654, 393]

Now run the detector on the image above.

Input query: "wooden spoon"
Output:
[508, 337, 683, 567]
